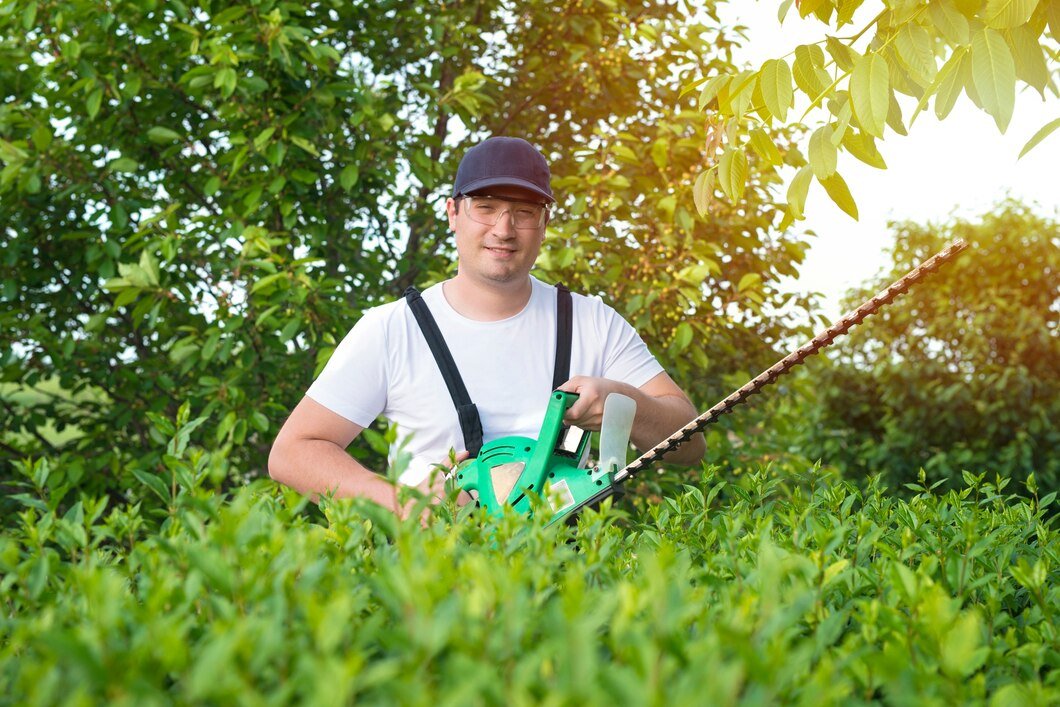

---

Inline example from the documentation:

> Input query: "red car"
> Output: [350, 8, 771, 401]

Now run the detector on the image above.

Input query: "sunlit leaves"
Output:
[971, 28, 1017, 132]
[686, 0, 1056, 220]
[850, 54, 890, 138]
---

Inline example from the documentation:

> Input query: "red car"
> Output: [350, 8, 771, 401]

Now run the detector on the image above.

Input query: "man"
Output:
[269, 137, 705, 520]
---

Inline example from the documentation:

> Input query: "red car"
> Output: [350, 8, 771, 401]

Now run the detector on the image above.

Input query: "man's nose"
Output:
[491, 210, 516, 237]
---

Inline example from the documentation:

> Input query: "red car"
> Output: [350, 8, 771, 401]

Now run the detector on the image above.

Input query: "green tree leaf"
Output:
[850, 53, 890, 138]
[934, 48, 969, 120]
[147, 127, 181, 144]
[808, 125, 837, 179]
[982, 0, 1040, 29]
[971, 28, 1016, 132]
[842, 130, 887, 169]
[1018, 116, 1060, 158]
[693, 170, 714, 216]
[759, 59, 793, 122]
[820, 172, 858, 220]
[786, 166, 813, 219]
[717, 147, 747, 202]
[929, 0, 971, 44]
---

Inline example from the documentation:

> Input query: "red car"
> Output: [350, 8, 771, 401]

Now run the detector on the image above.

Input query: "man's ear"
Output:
[445, 197, 457, 229]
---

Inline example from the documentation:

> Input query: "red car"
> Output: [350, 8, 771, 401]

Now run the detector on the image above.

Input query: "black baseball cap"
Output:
[452, 136, 554, 203]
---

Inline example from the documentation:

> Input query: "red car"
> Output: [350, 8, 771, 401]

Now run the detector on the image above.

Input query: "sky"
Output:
[715, 2, 1060, 321]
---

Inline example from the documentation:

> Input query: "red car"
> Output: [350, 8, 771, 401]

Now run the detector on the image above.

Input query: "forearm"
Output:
[623, 386, 706, 466]
[268, 439, 401, 511]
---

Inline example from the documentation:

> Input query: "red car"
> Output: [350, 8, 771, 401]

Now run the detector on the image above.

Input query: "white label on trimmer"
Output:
[548, 480, 575, 512]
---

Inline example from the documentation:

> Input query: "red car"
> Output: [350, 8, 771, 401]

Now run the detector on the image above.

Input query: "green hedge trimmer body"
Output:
[456, 239, 969, 525]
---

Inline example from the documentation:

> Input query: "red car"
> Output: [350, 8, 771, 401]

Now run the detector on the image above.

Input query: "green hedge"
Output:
[2, 449, 1057, 704]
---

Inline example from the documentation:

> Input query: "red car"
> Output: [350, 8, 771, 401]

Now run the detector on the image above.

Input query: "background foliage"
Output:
[0, 0, 815, 502]
[799, 201, 1059, 492]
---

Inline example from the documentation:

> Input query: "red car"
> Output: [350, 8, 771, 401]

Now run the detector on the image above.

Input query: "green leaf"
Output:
[671, 322, 693, 353]
[820, 172, 858, 220]
[929, 0, 970, 44]
[941, 612, 987, 678]
[826, 36, 858, 73]
[759, 59, 793, 122]
[147, 127, 181, 144]
[934, 48, 969, 120]
[291, 135, 320, 157]
[786, 166, 813, 219]
[982, 0, 1039, 29]
[1005, 25, 1050, 95]
[808, 125, 837, 179]
[794, 45, 829, 99]
[86, 88, 103, 120]
[748, 128, 783, 166]
[1018, 116, 1060, 158]
[717, 148, 747, 202]
[850, 54, 890, 138]
[737, 273, 761, 292]
[972, 28, 1016, 132]
[693, 170, 714, 216]
[132, 468, 171, 503]
[842, 130, 887, 169]
[909, 48, 967, 125]
[110, 158, 138, 173]
[896, 24, 937, 85]
[886, 92, 907, 135]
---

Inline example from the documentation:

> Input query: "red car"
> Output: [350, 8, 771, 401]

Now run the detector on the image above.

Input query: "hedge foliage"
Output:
[2, 408, 1057, 705]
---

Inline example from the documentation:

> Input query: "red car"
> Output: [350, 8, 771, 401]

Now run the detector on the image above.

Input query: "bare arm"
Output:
[268, 396, 404, 511]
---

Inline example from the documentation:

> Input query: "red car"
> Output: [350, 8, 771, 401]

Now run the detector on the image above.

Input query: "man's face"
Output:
[446, 185, 550, 287]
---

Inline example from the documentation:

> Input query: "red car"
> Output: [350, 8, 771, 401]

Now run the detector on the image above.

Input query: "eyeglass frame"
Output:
[454, 194, 551, 230]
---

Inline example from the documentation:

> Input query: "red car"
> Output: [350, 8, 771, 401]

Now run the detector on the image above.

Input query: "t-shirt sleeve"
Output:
[597, 304, 665, 389]
[305, 308, 388, 427]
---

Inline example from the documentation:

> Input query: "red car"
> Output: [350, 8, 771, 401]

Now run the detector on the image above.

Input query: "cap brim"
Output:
[456, 176, 555, 203]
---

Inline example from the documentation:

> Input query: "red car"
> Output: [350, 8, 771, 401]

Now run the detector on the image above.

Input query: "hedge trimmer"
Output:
[455, 239, 969, 525]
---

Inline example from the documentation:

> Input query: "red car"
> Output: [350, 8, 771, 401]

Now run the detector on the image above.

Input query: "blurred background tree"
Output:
[796, 201, 1059, 492]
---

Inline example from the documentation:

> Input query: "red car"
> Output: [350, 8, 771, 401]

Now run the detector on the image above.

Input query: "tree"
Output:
[686, 0, 1060, 223]
[1, 0, 816, 503]
[799, 201, 1059, 490]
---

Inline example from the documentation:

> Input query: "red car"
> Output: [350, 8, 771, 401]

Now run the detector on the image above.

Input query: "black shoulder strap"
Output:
[552, 283, 573, 391]
[403, 286, 484, 457]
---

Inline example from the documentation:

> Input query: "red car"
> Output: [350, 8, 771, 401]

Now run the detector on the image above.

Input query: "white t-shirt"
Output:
[306, 275, 664, 485]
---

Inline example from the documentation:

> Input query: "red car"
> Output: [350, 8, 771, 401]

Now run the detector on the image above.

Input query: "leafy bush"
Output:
[2, 408, 1057, 704]
[799, 202, 1059, 492]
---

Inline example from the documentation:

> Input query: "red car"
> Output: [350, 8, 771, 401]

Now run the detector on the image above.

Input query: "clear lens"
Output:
[463, 196, 548, 229]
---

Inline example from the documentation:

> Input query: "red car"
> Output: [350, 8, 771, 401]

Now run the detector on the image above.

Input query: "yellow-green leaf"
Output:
[982, 0, 1039, 29]
[717, 148, 747, 202]
[749, 128, 783, 166]
[786, 165, 813, 219]
[896, 24, 937, 85]
[794, 44, 829, 99]
[842, 130, 887, 169]
[934, 48, 969, 120]
[972, 28, 1016, 132]
[941, 612, 987, 678]
[737, 272, 761, 292]
[1018, 116, 1060, 158]
[929, 0, 971, 43]
[850, 53, 890, 138]
[1005, 25, 1050, 95]
[693, 170, 714, 216]
[808, 125, 837, 179]
[759, 59, 793, 122]
[820, 172, 858, 220]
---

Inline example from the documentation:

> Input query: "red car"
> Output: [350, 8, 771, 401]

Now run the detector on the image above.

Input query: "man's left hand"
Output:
[556, 376, 636, 431]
